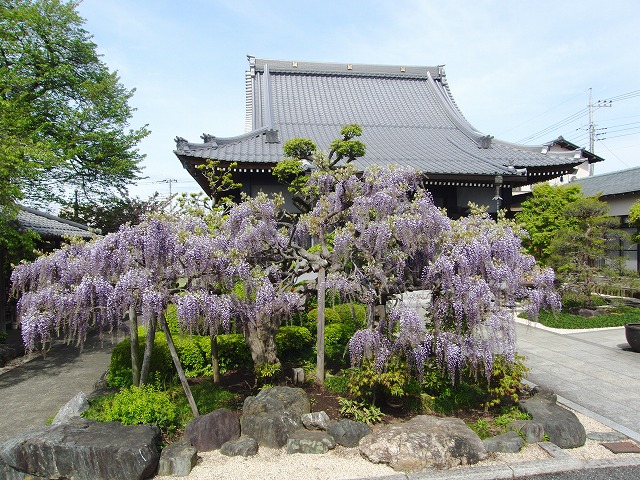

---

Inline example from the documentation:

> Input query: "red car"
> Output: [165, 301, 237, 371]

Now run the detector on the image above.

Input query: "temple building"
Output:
[174, 57, 603, 216]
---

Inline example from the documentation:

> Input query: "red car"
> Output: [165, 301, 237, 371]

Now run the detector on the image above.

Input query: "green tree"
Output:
[629, 199, 640, 244]
[548, 195, 620, 306]
[1, 0, 149, 263]
[59, 193, 168, 234]
[515, 183, 584, 264]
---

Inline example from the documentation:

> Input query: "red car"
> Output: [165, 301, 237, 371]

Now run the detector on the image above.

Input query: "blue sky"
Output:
[77, 0, 640, 199]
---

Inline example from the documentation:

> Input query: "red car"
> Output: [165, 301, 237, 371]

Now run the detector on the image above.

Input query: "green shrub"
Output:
[338, 397, 383, 424]
[165, 304, 181, 335]
[107, 331, 174, 388]
[255, 362, 282, 386]
[480, 355, 529, 410]
[560, 290, 606, 309]
[305, 307, 341, 333]
[84, 385, 178, 431]
[107, 331, 255, 388]
[332, 303, 367, 333]
[216, 333, 252, 372]
[276, 326, 313, 362]
[324, 322, 350, 368]
[0, 331, 8, 343]
[84, 382, 238, 437]
[324, 374, 349, 394]
[174, 335, 211, 378]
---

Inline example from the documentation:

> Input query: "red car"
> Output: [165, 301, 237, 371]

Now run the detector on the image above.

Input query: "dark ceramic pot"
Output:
[625, 323, 640, 352]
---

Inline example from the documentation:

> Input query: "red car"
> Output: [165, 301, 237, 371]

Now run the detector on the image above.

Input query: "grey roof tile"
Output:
[17, 206, 96, 239]
[175, 58, 601, 179]
[572, 166, 640, 197]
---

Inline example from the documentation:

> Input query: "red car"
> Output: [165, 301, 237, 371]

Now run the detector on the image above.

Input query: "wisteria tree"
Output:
[11, 209, 301, 417]
[12, 124, 561, 407]
[274, 127, 560, 385]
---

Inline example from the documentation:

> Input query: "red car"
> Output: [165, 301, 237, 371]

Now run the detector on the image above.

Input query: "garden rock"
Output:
[509, 420, 545, 443]
[326, 419, 371, 447]
[302, 411, 331, 430]
[0, 418, 160, 480]
[220, 436, 259, 457]
[286, 430, 335, 454]
[359, 415, 488, 471]
[483, 431, 524, 453]
[241, 386, 310, 448]
[51, 391, 90, 425]
[157, 438, 197, 477]
[184, 408, 240, 451]
[520, 390, 586, 448]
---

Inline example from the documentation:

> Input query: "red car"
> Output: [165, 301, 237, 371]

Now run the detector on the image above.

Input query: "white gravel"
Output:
[154, 406, 640, 479]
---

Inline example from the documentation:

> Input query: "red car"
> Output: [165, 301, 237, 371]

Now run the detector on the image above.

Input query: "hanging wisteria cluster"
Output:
[11, 195, 303, 363]
[346, 199, 560, 382]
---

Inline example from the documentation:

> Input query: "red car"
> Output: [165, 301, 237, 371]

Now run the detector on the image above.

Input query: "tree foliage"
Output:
[629, 199, 640, 244]
[58, 193, 168, 234]
[515, 183, 584, 264]
[548, 195, 621, 305]
[1, 0, 149, 267]
[1, 0, 148, 205]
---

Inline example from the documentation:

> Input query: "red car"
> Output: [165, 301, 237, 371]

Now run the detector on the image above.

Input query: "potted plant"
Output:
[625, 323, 640, 352]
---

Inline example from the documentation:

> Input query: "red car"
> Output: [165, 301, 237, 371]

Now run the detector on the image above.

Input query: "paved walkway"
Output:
[515, 321, 640, 441]
[0, 330, 118, 443]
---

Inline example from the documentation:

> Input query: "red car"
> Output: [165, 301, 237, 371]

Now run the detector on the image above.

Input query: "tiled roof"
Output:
[175, 57, 601, 180]
[572, 167, 640, 197]
[17, 206, 97, 239]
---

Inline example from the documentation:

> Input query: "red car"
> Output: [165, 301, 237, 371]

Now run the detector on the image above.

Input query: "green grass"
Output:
[534, 306, 640, 329]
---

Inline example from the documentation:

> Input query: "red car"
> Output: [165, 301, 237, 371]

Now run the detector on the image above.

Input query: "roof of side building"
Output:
[572, 166, 640, 197]
[17, 206, 97, 239]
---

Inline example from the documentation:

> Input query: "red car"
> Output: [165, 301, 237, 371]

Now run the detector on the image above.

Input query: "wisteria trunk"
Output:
[129, 306, 140, 387]
[316, 266, 326, 385]
[243, 313, 280, 368]
[210, 333, 220, 385]
[140, 314, 157, 385]
[159, 312, 199, 418]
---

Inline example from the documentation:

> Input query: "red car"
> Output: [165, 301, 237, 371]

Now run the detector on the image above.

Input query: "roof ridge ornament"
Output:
[265, 128, 280, 143]
[478, 135, 493, 149]
[201, 133, 217, 145]
[174, 136, 189, 152]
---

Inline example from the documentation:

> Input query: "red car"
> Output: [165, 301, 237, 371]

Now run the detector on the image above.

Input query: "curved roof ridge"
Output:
[174, 127, 271, 153]
[253, 57, 441, 78]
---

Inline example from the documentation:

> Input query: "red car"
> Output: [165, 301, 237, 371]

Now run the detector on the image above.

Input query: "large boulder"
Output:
[220, 436, 259, 457]
[359, 415, 488, 471]
[519, 390, 586, 448]
[240, 386, 310, 448]
[326, 419, 371, 447]
[51, 392, 90, 425]
[157, 439, 197, 477]
[0, 418, 160, 480]
[184, 408, 240, 451]
[483, 431, 524, 453]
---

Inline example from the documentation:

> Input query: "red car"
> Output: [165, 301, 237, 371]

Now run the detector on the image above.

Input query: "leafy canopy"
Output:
[515, 183, 583, 264]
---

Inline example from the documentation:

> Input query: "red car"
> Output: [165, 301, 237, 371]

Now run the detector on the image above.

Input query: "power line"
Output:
[518, 108, 588, 143]
[498, 88, 589, 137]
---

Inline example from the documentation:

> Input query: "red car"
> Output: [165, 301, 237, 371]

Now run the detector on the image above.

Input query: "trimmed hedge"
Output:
[107, 330, 252, 388]
[275, 326, 314, 363]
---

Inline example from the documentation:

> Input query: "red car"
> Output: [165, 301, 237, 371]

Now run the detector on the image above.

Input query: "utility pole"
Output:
[588, 88, 612, 173]
[156, 179, 178, 197]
